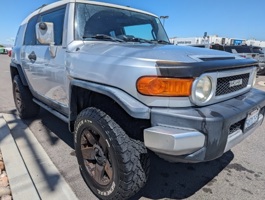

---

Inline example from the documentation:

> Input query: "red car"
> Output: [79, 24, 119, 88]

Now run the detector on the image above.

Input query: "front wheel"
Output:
[257, 67, 265, 75]
[74, 108, 149, 200]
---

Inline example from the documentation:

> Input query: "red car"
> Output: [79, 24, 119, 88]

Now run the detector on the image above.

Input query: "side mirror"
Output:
[36, 22, 54, 44]
[39, 22, 47, 31]
[36, 22, 57, 57]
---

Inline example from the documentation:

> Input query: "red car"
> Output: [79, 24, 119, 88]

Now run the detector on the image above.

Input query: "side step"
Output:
[33, 99, 68, 123]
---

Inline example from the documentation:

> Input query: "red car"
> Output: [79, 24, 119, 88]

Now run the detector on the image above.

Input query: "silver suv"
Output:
[11, 1, 265, 199]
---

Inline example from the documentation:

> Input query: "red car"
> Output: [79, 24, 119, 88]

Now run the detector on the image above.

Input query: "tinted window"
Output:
[124, 24, 153, 40]
[15, 26, 24, 46]
[210, 44, 224, 51]
[252, 47, 264, 54]
[223, 46, 252, 53]
[24, 15, 38, 45]
[223, 46, 233, 53]
[40, 7, 66, 45]
[234, 46, 251, 53]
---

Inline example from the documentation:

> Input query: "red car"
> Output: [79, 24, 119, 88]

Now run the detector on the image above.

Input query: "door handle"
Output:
[28, 51, 37, 61]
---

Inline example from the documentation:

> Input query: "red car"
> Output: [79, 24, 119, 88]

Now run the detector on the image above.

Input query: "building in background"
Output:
[246, 39, 265, 52]
[170, 35, 248, 47]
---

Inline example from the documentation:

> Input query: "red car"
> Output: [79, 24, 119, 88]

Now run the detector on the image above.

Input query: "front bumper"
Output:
[144, 88, 265, 163]
[258, 62, 265, 70]
[258, 62, 265, 74]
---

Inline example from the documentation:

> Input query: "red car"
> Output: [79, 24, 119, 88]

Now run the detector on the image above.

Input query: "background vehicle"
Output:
[8, 50, 12, 57]
[251, 46, 265, 74]
[0, 48, 8, 54]
[210, 44, 265, 74]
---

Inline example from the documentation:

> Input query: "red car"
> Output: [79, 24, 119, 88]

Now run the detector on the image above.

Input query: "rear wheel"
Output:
[12, 75, 40, 119]
[74, 108, 149, 200]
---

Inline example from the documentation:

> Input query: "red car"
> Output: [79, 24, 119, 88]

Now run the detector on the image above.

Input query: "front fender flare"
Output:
[69, 79, 150, 121]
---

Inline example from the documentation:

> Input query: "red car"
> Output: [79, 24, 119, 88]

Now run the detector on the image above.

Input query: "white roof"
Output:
[21, 0, 157, 25]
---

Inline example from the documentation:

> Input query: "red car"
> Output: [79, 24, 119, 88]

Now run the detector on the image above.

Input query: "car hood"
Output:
[77, 42, 237, 63]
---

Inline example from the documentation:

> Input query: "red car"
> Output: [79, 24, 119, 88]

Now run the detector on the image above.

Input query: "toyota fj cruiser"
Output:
[11, 0, 265, 199]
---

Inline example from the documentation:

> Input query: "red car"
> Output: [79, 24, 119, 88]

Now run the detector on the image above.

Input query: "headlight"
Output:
[194, 76, 212, 103]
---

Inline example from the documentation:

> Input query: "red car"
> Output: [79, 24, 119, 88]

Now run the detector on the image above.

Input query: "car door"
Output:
[22, 6, 68, 114]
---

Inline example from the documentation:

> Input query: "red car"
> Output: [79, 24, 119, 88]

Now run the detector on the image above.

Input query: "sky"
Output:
[1, 0, 265, 45]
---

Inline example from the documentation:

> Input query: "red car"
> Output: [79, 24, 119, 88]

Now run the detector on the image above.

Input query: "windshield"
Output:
[75, 3, 169, 43]
[224, 46, 252, 53]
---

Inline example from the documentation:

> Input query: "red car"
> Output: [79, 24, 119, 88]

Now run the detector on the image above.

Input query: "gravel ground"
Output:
[0, 150, 12, 200]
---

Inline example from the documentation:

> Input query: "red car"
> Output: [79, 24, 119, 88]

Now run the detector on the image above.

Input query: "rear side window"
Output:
[40, 7, 66, 45]
[24, 15, 38, 45]
[15, 26, 24, 46]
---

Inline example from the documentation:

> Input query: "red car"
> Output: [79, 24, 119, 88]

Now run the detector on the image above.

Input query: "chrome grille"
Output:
[191, 67, 255, 106]
[216, 73, 249, 96]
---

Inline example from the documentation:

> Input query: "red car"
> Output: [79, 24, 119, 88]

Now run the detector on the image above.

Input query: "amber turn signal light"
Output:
[137, 76, 193, 96]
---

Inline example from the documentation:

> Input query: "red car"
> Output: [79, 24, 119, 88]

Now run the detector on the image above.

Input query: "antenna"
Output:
[36, 4, 47, 10]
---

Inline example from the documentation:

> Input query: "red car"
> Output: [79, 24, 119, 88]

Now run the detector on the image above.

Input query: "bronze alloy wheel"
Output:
[80, 127, 113, 186]
[13, 83, 22, 112]
[12, 75, 40, 119]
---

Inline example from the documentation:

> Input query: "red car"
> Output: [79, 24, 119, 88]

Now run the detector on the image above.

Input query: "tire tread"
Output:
[13, 75, 39, 119]
[75, 107, 149, 200]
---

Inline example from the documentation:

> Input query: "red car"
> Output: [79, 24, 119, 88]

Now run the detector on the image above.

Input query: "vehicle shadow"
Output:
[132, 150, 234, 200]
[2, 110, 61, 192]
[24, 108, 75, 149]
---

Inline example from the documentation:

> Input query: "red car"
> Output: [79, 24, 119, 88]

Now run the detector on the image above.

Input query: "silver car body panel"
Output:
[67, 41, 239, 107]
[21, 44, 69, 106]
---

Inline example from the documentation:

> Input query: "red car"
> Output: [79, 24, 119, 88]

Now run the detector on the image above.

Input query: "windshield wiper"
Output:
[120, 35, 153, 44]
[83, 34, 124, 43]
[151, 40, 172, 45]
[133, 37, 153, 44]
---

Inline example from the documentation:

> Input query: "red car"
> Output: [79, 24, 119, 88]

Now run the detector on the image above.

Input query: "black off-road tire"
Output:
[12, 75, 40, 119]
[257, 67, 265, 75]
[74, 108, 150, 200]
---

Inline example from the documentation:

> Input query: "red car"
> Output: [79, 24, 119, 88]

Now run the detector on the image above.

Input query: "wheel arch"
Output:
[10, 63, 28, 86]
[69, 79, 150, 135]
